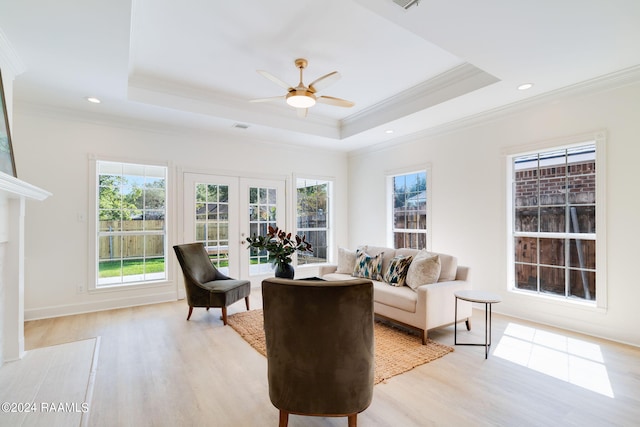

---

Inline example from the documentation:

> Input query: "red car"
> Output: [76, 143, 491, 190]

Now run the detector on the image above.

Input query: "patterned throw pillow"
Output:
[352, 249, 384, 280]
[383, 255, 413, 287]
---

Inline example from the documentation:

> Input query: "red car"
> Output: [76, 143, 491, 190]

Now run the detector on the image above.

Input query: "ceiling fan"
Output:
[250, 58, 355, 118]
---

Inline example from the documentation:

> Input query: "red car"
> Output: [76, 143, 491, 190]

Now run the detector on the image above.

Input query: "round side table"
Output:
[454, 290, 501, 359]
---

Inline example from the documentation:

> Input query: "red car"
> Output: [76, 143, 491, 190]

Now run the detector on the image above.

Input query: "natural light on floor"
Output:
[493, 323, 614, 398]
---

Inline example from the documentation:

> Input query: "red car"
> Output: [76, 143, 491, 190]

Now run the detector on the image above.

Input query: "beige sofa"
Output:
[319, 246, 472, 344]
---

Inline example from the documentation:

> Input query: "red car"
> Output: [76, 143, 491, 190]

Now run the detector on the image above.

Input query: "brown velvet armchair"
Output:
[173, 243, 251, 325]
[262, 277, 374, 427]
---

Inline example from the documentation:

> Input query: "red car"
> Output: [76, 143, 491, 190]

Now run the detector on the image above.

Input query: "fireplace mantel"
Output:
[0, 172, 50, 366]
[0, 172, 50, 200]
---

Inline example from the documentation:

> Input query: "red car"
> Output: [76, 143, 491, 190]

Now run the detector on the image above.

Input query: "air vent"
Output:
[393, 0, 420, 10]
[232, 123, 250, 130]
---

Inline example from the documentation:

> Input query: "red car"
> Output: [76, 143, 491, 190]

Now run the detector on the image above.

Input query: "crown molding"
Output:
[340, 63, 500, 138]
[350, 65, 640, 158]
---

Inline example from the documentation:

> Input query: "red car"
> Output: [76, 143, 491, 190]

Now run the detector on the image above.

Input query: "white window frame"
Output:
[88, 156, 171, 291]
[504, 131, 607, 309]
[294, 176, 333, 266]
[386, 165, 432, 250]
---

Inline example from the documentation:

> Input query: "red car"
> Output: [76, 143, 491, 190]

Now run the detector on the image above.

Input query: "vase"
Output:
[275, 263, 295, 279]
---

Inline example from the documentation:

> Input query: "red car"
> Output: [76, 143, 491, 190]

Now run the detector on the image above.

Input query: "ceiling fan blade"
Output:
[249, 96, 285, 103]
[257, 70, 293, 90]
[317, 95, 354, 108]
[309, 71, 341, 93]
[297, 108, 308, 118]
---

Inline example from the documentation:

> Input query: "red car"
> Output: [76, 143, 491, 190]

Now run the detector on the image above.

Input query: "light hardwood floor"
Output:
[21, 292, 640, 427]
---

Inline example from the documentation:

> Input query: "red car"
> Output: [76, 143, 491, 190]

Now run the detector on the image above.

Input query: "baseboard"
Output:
[24, 291, 178, 321]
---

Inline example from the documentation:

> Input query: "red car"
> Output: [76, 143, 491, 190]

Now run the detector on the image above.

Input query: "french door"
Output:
[183, 173, 286, 282]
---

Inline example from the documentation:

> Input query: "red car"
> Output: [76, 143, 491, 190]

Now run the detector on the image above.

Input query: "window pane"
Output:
[196, 223, 205, 241]
[569, 205, 595, 233]
[540, 266, 565, 296]
[145, 235, 164, 257]
[569, 269, 595, 300]
[514, 237, 537, 264]
[514, 165, 538, 207]
[539, 238, 565, 267]
[569, 239, 595, 270]
[207, 185, 217, 202]
[540, 206, 565, 233]
[219, 185, 229, 203]
[515, 263, 537, 291]
[515, 207, 538, 232]
[207, 223, 218, 241]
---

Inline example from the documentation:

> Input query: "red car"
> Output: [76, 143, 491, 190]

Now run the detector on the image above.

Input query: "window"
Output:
[510, 143, 598, 303]
[296, 178, 331, 265]
[389, 171, 427, 249]
[96, 161, 167, 287]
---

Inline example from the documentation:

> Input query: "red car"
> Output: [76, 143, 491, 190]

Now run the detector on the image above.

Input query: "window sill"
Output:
[509, 288, 606, 313]
[89, 279, 172, 294]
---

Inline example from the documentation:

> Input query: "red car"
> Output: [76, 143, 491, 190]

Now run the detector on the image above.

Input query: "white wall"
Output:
[348, 78, 640, 346]
[13, 110, 349, 319]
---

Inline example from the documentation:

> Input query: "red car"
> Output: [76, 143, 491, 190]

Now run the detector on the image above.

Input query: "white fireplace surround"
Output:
[0, 172, 50, 366]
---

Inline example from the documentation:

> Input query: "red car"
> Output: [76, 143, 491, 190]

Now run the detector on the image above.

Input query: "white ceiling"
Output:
[1, 0, 639, 151]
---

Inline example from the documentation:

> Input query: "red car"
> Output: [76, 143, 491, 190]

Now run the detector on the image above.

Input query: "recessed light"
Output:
[517, 83, 534, 91]
[86, 96, 101, 104]
[385, 129, 394, 134]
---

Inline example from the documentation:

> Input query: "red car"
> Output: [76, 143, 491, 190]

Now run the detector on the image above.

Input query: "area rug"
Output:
[227, 309, 453, 384]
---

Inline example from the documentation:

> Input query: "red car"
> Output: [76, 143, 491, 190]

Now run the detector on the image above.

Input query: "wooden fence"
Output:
[99, 220, 164, 260]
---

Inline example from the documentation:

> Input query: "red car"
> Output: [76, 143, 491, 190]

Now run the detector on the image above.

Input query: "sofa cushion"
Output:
[382, 255, 413, 287]
[353, 249, 383, 280]
[434, 253, 458, 282]
[373, 281, 417, 313]
[406, 250, 441, 290]
[336, 247, 358, 274]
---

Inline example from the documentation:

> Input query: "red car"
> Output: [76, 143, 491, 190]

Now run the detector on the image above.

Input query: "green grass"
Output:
[99, 258, 165, 278]
[99, 256, 266, 278]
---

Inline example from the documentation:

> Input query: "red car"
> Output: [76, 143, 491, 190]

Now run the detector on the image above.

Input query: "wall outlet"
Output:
[76, 284, 84, 294]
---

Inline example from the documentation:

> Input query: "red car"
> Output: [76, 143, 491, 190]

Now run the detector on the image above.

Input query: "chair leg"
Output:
[422, 329, 428, 345]
[465, 318, 472, 331]
[245, 296, 250, 311]
[348, 414, 357, 427]
[221, 307, 228, 325]
[279, 410, 288, 427]
[186, 306, 193, 321]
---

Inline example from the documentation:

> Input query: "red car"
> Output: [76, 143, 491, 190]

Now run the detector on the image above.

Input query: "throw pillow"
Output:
[352, 249, 384, 280]
[383, 255, 413, 287]
[405, 251, 441, 290]
[336, 247, 357, 274]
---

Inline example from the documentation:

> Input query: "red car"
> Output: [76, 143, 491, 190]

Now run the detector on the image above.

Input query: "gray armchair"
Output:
[173, 243, 251, 325]
[262, 277, 374, 427]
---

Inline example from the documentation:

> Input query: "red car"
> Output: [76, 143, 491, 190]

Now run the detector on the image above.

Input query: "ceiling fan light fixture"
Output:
[286, 90, 316, 108]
